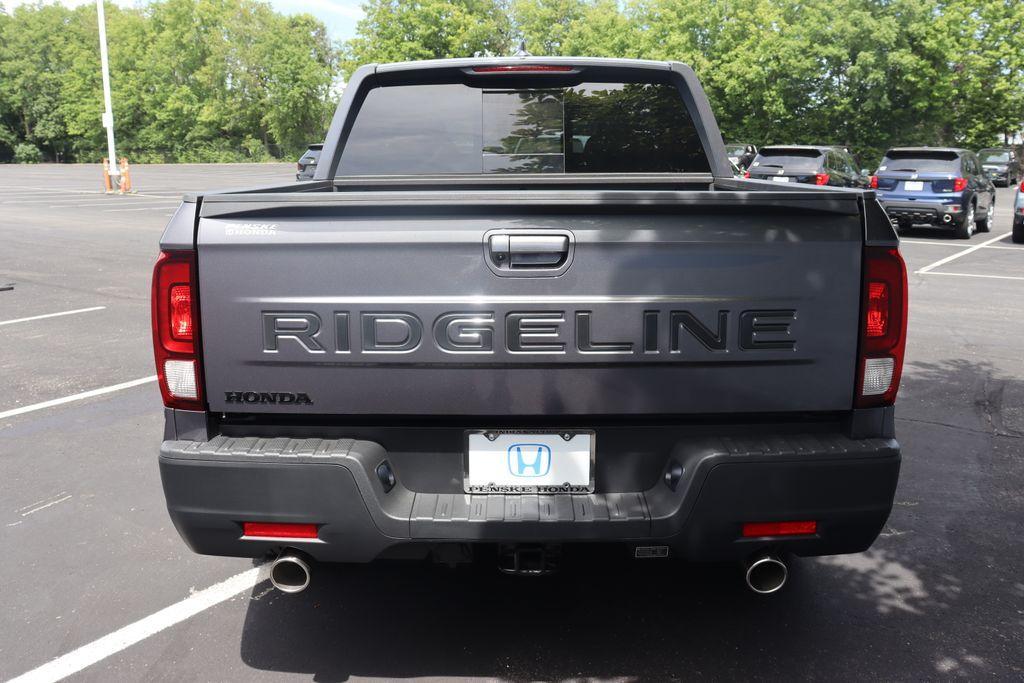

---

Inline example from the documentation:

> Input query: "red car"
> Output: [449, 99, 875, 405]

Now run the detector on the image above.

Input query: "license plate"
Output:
[904, 181, 923, 191]
[464, 431, 594, 494]
[771, 176, 791, 183]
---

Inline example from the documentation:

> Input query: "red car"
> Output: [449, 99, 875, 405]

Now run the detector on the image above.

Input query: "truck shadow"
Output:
[235, 355, 1023, 680]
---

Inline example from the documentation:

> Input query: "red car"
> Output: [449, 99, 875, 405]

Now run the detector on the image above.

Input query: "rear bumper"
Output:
[880, 199, 960, 225]
[160, 432, 900, 563]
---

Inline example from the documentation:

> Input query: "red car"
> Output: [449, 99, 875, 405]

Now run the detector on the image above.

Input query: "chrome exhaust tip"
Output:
[942, 213, 953, 223]
[270, 553, 311, 594]
[745, 554, 788, 594]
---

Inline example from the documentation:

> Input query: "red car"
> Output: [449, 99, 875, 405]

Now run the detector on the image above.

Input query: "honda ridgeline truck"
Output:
[153, 57, 907, 594]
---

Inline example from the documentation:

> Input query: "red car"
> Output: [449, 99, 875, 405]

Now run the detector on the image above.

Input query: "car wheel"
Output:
[954, 203, 975, 239]
[1013, 219, 1024, 244]
[977, 200, 993, 233]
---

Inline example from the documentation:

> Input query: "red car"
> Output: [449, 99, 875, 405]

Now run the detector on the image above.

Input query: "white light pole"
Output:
[96, 0, 119, 184]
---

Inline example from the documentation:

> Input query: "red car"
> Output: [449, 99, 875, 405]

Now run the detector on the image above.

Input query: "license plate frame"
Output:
[463, 430, 595, 494]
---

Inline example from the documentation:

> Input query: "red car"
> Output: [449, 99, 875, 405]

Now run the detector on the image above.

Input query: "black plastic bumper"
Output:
[881, 200, 957, 226]
[160, 432, 900, 563]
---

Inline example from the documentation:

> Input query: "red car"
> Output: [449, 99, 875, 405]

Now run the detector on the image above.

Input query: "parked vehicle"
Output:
[724, 142, 757, 170]
[153, 57, 905, 594]
[872, 147, 996, 239]
[296, 143, 323, 180]
[977, 147, 1020, 187]
[1013, 180, 1024, 244]
[745, 145, 870, 188]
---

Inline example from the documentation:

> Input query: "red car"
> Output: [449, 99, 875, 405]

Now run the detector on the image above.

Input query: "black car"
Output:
[296, 143, 323, 180]
[977, 147, 1020, 187]
[724, 142, 757, 170]
[872, 147, 996, 239]
[745, 145, 870, 188]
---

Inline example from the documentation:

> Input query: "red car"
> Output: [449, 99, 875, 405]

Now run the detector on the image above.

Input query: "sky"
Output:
[2, 0, 365, 43]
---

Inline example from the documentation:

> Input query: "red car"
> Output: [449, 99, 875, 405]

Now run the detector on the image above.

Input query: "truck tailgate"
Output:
[196, 191, 864, 416]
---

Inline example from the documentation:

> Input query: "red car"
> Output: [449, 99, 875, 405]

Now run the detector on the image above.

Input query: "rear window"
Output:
[750, 148, 824, 172]
[879, 151, 960, 173]
[338, 82, 710, 175]
[979, 150, 1011, 163]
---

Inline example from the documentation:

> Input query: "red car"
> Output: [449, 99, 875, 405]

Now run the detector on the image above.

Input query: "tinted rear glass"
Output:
[979, 150, 1011, 163]
[879, 151, 960, 173]
[338, 82, 710, 175]
[750, 148, 824, 172]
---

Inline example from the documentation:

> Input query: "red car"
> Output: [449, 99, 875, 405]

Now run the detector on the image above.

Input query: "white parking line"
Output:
[0, 376, 156, 421]
[915, 232, 1012, 274]
[20, 494, 72, 517]
[8, 565, 267, 683]
[0, 306, 106, 327]
[101, 204, 181, 212]
[919, 271, 1024, 282]
[902, 239, 1021, 250]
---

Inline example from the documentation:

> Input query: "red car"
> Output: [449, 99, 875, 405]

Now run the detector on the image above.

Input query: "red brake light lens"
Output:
[742, 521, 818, 538]
[472, 65, 575, 73]
[242, 522, 318, 539]
[953, 177, 968, 192]
[743, 170, 751, 178]
[865, 282, 889, 337]
[169, 284, 193, 341]
[815, 173, 830, 185]
[869, 175, 878, 189]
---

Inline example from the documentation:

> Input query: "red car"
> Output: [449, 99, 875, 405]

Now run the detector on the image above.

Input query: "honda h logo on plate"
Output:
[507, 443, 552, 477]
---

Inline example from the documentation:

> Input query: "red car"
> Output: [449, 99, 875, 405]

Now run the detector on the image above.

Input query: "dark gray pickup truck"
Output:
[153, 57, 907, 594]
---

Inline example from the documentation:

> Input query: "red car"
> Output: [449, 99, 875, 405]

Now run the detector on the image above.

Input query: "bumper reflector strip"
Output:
[742, 520, 818, 538]
[242, 522, 318, 539]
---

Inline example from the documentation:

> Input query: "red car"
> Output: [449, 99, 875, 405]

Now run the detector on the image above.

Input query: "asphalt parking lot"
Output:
[2, 164, 1022, 681]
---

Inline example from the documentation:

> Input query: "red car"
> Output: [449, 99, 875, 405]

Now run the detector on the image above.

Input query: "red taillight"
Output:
[815, 173, 830, 185]
[472, 65, 575, 73]
[169, 285, 193, 341]
[242, 522, 319, 539]
[869, 175, 878, 189]
[743, 170, 751, 178]
[865, 282, 889, 337]
[152, 250, 204, 410]
[1019, 180, 1024, 191]
[742, 521, 818, 538]
[953, 177, 968, 192]
[856, 247, 908, 408]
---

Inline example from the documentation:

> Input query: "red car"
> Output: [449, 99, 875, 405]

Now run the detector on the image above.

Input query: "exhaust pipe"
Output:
[744, 554, 788, 594]
[270, 552, 311, 594]
[942, 213, 953, 223]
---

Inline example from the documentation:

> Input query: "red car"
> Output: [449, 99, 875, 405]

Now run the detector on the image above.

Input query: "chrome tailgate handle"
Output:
[488, 234, 571, 271]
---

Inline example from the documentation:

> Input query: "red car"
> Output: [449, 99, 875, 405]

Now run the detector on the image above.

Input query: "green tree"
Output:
[342, 0, 513, 77]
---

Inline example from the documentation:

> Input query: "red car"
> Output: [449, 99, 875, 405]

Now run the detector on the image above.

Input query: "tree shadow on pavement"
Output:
[235, 356, 1023, 681]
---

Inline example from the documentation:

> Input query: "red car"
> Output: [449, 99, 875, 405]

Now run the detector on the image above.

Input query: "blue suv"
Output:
[872, 147, 995, 239]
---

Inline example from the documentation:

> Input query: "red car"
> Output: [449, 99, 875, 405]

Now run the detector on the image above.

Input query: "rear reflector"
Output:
[242, 522, 318, 539]
[742, 521, 817, 538]
[471, 65, 575, 73]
